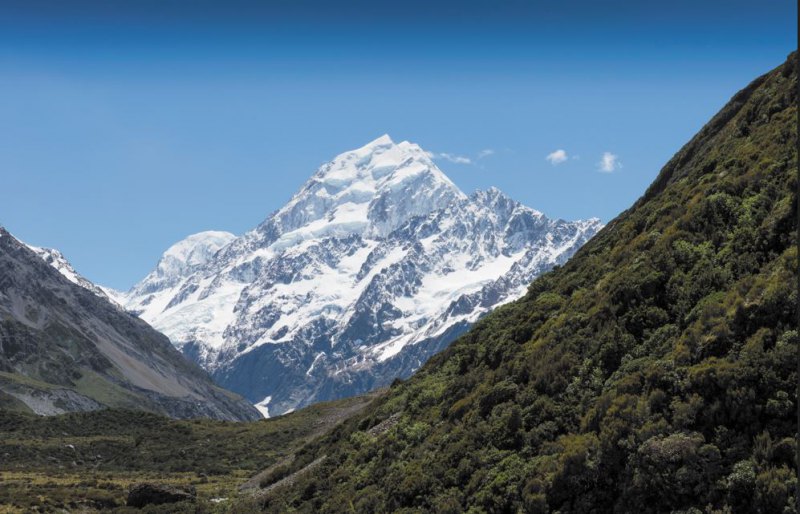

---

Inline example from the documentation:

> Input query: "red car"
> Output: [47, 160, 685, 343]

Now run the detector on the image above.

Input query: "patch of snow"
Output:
[254, 395, 272, 418]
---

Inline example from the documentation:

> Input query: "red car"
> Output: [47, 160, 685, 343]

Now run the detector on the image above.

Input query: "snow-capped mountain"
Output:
[116, 135, 602, 415]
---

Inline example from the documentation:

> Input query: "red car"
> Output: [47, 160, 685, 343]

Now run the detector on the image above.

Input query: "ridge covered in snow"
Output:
[111, 135, 603, 416]
[127, 230, 235, 319]
[24, 243, 121, 306]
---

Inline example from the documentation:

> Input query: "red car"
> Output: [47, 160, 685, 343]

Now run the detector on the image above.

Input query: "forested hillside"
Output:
[258, 53, 798, 513]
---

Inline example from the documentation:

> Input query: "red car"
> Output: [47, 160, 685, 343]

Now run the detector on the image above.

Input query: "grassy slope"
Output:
[260, 54, 798, 512]
[0, 394, 374, 513]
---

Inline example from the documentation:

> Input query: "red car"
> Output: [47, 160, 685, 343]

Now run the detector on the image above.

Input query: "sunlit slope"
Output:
[262, 53, 798, 513]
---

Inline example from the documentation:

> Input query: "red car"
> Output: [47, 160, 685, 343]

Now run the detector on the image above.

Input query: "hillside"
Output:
[257, 53, 798, 512]
[0, 229, 259, 421]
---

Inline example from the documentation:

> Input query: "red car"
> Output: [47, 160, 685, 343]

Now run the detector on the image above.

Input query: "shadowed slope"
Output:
[0, 229, 259, 421]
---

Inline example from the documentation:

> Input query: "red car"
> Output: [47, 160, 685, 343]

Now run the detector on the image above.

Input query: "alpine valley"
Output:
[108, 136, 603, 415]
[1, 42, 795, 514]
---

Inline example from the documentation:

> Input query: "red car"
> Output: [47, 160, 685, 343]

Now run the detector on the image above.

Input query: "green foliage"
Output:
[261, 53, 798, 513]
[0, 395, 372, 511]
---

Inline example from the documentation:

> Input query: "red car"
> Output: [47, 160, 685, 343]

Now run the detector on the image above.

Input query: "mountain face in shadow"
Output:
[0, 229, 260, 421]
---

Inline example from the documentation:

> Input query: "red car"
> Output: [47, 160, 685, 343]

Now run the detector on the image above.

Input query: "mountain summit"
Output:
[115, 136, 602, 415]
[128, 230, 235, 299]
[267, 134, 465, 241]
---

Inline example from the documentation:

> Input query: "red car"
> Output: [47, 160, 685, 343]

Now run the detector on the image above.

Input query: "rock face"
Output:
[25, 244, 121, 305]
[127, 483, 196, 508]
[0, 229, 260, 421]
[117, 136, 602, 415]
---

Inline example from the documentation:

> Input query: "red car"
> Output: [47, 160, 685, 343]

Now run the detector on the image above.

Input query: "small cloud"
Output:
[546, 149, 568, 165]
[433, 152, 472, 165]
[597, 151, 621, 173]
[477, 149, 495, 159]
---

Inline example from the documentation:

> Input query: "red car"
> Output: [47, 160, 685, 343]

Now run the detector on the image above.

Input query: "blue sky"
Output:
[1, 0, 796, 290]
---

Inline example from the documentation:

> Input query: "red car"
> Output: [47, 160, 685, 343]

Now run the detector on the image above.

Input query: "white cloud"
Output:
[427, 147, 496, 166]
[597, 152, 621, 173]
[432, 152, 473, 165]
[546, 149, 568, 165]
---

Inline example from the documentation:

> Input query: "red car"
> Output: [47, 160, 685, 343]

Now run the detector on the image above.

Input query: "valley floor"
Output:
[0, 393, 377, 513]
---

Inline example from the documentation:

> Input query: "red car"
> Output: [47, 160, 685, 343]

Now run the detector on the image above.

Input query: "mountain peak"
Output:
[14, 235, 120, 305]
[472, 186, 507, 201]
[160, 231, 236, 267]
[129, 230, 235, 296]
[469, 186, 545, 218]
[361, 133, 394, 149]
[269, 136, 466, 243]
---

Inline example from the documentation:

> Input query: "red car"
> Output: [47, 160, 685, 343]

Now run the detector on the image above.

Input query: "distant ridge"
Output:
[0, 228, 260, 421]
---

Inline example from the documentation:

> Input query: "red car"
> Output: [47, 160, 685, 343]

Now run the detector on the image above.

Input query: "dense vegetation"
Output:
[0, 394, 373, 512]
[260, 53, 798, 512]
